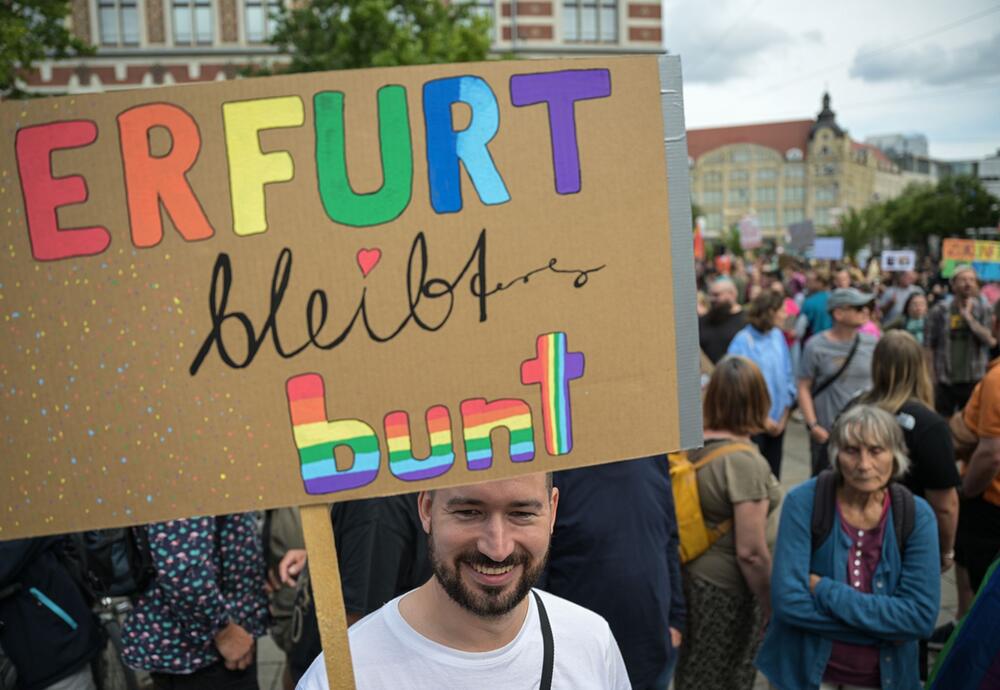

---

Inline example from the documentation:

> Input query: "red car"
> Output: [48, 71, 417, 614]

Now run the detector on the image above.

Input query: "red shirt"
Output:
[823, 492, 890, 687]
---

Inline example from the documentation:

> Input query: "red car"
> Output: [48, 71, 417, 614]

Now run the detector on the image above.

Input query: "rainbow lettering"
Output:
[459, 399, 535, 470]
[384, 406, 455, 482]
[285, 373, 380, 494]
[520, 332, 585, 455]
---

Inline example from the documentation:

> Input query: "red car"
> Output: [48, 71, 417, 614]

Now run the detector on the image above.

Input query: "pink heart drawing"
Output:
[356, 248, 381, 277]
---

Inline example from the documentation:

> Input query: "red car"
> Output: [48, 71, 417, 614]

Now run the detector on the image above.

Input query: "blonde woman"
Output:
[857, 330, 960, 571]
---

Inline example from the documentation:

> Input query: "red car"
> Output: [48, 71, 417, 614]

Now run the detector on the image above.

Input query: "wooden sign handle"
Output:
[300, 504, 356, 690]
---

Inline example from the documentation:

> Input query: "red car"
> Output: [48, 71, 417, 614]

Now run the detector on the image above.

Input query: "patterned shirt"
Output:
[926, 297, 992, 384]
[122, 514, 268, 673]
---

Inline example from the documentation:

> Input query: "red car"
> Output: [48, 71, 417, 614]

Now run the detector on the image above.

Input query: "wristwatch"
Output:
[805, 420, 817, 431]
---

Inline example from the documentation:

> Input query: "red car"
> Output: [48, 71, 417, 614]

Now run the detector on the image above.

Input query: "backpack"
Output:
[669, 442, 755, 564]
[62, 527, 156, 602]
[810, 470, 915, 556]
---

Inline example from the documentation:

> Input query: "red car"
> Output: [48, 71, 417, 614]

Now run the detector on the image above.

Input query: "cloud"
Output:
[802, 29, 824, 45]
[849, 32, 1000, 85]
[666, 11, 793, 84]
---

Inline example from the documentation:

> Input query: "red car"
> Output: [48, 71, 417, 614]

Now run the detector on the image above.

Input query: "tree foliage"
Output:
[834, 205, 882, 262]
[1, 0, 92, 97]
[881, 175, 999, 248]
[267, 0, 492, 73]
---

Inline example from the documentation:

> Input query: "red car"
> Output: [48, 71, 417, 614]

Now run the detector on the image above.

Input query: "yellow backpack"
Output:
[668, 442, 753, 564]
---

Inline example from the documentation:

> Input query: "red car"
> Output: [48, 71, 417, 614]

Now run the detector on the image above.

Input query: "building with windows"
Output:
[687, 93, 905, 239]
[864, 133, 928, 158]
[17, 0, 664, 94]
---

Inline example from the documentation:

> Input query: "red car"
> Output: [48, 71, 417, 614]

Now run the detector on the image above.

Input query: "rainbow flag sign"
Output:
[0, 56, 699, 540]
[942, 238, 1000, 281]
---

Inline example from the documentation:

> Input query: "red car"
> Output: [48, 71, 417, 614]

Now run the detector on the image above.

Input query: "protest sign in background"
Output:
[813, 236, 844, 261]
[881, 249, 916, 272]
[0, 56, 696, 539]
[942, 238, 1000, 281]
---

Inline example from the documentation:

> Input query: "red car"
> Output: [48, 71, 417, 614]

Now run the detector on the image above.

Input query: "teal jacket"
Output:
[756, 477, 940, 690]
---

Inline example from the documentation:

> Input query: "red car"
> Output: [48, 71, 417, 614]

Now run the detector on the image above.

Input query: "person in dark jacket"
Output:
[0, 537, 103, 690]
[540, 456, 686, 689]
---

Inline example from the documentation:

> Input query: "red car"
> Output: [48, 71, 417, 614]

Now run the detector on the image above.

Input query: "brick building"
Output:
[18, 0, 664, 94]
[688, 93, 906, 239]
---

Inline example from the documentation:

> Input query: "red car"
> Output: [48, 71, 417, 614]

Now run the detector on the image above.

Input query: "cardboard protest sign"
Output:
[813, 236, 844, 261]
[0, 56, 696, 540]
[738, 214, 762, 250]
[787, 220, 816, 252]
[881, 250, 916, 272]
[942, 238, 1000, 281]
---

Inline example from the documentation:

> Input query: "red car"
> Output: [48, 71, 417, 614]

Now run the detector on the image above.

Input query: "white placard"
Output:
[881, 249, 916, 272]
[813, 237, 845, 261]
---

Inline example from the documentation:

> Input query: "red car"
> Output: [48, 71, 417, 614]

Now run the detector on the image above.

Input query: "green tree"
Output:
[1, 1, 92, 97]
[882, 175, 1000, 250]
[836, 205, 881, 262]
[267, 0, 491, 73]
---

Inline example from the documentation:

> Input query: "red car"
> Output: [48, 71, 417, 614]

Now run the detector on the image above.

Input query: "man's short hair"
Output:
[426, 472, 554, 500]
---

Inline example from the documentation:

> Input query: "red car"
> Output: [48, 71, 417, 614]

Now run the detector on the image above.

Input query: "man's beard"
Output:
[705, 301, 735, 324]
[428, 533, 548, 619]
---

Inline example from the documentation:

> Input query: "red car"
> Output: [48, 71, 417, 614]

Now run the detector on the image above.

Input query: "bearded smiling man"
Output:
[296, 473, 631, 689]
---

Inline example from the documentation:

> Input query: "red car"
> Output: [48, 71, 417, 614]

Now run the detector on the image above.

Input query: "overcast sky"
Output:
[663, 0, 1000, 160]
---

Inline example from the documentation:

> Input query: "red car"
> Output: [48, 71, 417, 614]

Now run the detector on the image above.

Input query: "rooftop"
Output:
[687, 119, 815, 161]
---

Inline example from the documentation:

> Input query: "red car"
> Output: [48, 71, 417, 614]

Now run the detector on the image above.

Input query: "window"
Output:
[699, 190, 722, 205]
[784, 186, 805, 202]
[783, 208, 805, 224]
[815, 186, 836, 202]
[563, 0, 617, 42]
[757, 168, 777, 181]
[705, 213, 723, 231]
[728, 187, 748, 203]
[702, 170, 723, 184]
[755, 148, 776, 162]
[758, 209, 776, 227]
[245, 0, 282, 43]
[756, 187, 776, 203]
[730, 169, 749, 182]
[99, 0, 139, 46]
[731, 147, 750, 163]
[815, 208, 831, 226]
[785, 165, 805, 179]
[786, 148, 804, 161]
[173, 0, 213, 45]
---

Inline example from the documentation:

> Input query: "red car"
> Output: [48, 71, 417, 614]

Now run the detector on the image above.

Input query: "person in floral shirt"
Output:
[122, 513, 268, 689]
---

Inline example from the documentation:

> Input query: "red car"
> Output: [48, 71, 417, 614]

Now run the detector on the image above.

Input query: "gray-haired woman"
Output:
[756, 405, 941, 690]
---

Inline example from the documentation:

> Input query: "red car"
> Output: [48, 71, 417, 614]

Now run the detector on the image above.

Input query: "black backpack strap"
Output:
[811, 335, 861, 400]
[533, 590, 554, 690]
[811, 470, 838, 552]
[888, 482, 915, 556]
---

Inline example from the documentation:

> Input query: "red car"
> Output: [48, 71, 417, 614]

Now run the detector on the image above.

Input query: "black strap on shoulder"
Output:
[812, 335, 861, 400]
[888, 482, 916, 554]
[812, 471, 916, 557]
[533, 590, 554, 690]
[810, 470, 838, 551]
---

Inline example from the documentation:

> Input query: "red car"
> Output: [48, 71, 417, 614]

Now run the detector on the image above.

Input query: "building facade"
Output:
[864, 133, 928, 158]
[18, 0, 664, 94]
[687, 93, 904, 239]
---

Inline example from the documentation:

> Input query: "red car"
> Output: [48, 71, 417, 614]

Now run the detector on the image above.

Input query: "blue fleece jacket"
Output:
[756, 477, 940, 690]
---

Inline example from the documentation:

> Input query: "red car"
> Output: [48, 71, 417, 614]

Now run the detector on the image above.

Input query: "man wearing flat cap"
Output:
[926, 265, 997, 416]
[797, 287, 878, 475]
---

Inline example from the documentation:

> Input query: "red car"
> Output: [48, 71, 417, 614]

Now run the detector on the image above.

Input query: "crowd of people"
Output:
[3, 249, 1000, 690]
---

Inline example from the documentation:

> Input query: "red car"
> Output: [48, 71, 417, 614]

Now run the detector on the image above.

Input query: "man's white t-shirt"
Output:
[296, 588, 631, 689]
